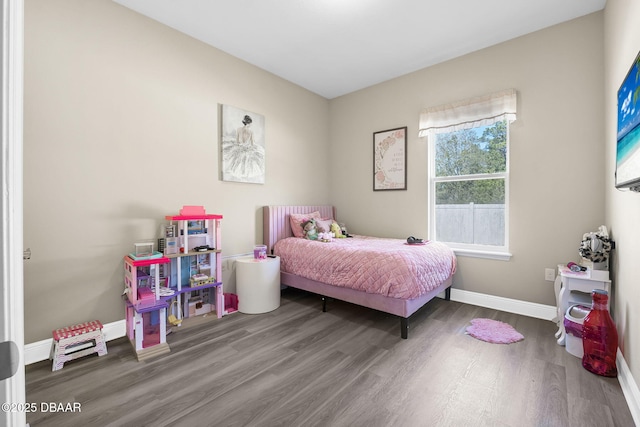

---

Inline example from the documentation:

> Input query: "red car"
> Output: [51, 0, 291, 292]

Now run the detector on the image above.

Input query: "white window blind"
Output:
[418, 89, 517, 137]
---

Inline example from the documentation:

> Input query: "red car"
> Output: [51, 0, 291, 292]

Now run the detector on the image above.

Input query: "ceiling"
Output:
[113, 0, 606, 99]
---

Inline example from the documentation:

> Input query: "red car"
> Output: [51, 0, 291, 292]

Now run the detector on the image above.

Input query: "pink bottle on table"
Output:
[582, 289, 618, 377]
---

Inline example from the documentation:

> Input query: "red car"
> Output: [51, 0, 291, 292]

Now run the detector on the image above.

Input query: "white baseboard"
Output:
[448, 288, 558, 321]
[617, 349, 640, 426]
[24, 320, 126, 366]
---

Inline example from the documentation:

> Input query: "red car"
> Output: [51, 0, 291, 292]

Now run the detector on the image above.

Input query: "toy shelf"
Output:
[124, 206, 225, 361]
[165, 249, 222, 258]
[176, 281, 223, 294]
[163, 249, 224, 327]
[126, 299, 169, 313]
[162, 206, 224, 323]
[159, 281, 223, 302]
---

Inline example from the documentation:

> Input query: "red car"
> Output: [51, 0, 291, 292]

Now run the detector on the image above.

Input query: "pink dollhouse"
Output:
[123, 206, 226, 361]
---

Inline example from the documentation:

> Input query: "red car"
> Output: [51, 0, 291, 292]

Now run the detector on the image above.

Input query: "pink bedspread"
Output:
[274, 236, 456, 299]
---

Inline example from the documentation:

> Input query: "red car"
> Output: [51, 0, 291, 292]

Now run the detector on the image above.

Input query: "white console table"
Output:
[555, 264, 610, 346]
[236, 256, 281, 314]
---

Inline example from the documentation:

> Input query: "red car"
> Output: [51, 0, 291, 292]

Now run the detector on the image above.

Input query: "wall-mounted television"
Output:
[615, 50, 640, 190]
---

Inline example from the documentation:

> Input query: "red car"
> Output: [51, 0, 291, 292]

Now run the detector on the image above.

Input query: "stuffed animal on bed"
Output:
[302, 219, 318, 240]
[331, 221, 344, 238]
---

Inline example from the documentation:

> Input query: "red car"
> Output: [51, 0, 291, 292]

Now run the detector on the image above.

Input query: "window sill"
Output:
[452, 248, 512, 261]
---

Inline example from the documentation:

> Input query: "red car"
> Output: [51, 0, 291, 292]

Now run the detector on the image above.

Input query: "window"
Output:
[419, 89, 516, 259]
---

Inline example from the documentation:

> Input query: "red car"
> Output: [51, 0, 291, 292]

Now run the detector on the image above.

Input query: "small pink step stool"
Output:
[51, 320, 107, 371]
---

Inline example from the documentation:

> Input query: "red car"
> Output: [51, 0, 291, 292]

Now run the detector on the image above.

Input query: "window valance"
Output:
[418, 88, 517, 137]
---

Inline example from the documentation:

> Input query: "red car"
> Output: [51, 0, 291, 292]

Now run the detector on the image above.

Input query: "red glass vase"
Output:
[582, 289, 618, 377]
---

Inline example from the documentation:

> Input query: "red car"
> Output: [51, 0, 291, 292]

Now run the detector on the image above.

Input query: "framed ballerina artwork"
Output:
[220, 104, 266, 184]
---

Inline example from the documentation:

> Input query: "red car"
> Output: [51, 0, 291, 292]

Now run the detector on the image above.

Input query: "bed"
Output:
[263, 205, 456, 339]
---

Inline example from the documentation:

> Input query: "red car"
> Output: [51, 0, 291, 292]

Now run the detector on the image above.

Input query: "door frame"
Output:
[0, 0, 25, 426]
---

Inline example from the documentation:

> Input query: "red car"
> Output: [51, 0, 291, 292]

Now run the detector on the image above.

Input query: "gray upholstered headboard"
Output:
[263, 205, 336, 253]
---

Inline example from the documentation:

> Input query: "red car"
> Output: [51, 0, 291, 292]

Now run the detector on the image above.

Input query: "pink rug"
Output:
[466, 318, 524, 344]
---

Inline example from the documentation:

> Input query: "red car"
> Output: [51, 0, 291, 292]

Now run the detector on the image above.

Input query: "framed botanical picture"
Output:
[220, 104, 266, 184]
[373, 126, 407, 191]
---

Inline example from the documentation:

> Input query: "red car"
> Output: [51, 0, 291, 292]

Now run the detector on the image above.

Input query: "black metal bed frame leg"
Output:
[445, 286, 451, 301]
[322, 296, 327, 312]
[400, 317, 408, 339]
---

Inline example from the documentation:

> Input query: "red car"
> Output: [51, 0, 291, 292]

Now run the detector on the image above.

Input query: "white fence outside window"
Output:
[435, 203, 505, 246]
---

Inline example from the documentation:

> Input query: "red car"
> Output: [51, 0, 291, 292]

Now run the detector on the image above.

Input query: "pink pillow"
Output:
[315, 218, 334, 233]
[290, 211, 321, 238]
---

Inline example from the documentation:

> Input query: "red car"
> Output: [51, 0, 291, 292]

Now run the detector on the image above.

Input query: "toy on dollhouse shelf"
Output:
[129, 242, 164, 261]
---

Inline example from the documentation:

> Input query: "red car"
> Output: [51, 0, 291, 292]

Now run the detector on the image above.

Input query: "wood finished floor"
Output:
[26, 288, 634, 427]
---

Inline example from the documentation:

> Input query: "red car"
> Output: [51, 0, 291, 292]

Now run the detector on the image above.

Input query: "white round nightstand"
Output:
[235, 256, 281, 314]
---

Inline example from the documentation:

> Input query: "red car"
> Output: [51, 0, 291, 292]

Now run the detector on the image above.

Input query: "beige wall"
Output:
[24, 0, 628, 381]
[23, 0, 330, 342]
[604, 0, 640, 390]
[330, 13, 605, 306]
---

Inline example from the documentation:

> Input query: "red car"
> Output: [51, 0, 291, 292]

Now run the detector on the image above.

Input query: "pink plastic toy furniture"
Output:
[51, 320, 107, 371]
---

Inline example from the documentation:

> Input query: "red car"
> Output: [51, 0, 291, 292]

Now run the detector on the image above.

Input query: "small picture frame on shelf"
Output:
[187, 220, 205, 235]
[162, 224, 176, 238]
[165, 237, 179, 255]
